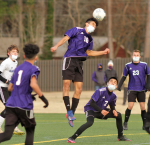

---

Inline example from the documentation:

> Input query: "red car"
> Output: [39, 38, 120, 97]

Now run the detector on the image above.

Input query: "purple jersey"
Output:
[84, 87, 117, 112]
[123, 61, 150, 91]
[64, 27, 93, 58]
[6, 61, 40, 110]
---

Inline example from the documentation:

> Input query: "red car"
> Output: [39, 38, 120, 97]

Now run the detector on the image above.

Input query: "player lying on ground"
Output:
[0, 44, 49, 145]
[117, 50, 150, 130]
[67, 77, 131, 143]
[51, 17, 110, 127]
[0, 45, 24, 135]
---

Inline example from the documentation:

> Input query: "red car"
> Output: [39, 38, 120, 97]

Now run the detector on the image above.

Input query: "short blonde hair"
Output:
[133, 50, 140, 54]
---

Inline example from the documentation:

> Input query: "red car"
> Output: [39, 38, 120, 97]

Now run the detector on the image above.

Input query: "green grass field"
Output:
[1, 114, 150, 145]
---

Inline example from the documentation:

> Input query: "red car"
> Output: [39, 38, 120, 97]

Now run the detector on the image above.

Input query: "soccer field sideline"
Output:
[0, 90, 149, 114]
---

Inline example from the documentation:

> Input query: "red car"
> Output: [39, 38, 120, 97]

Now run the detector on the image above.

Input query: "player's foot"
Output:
[123, 122, 128, 130]
[142, 125, 145, 130]
[67, 137, 76, 143]
[117, 136, 131, 141]
[13, 127, 25, 135]
[67, 110, 76, 121]
[0, 127, 3, 133]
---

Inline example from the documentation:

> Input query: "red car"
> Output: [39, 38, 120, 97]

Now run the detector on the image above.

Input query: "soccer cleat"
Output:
[67, 137, 76, 143]
[0, 128, 3, 133]
[13, 127, 25, 135]
[117, 136, 131, 141]
[67, 110, 76, 121]
[123, 122, 128, 130]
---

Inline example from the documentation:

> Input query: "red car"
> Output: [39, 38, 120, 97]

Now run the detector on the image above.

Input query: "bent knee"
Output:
[86, 121, 94, 127]
[116, 113, 122, 119]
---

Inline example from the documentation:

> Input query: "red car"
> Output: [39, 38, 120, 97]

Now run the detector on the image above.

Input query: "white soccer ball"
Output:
[93, 8, 106, 21]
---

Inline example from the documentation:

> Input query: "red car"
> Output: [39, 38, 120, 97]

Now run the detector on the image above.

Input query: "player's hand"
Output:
[31, 93, 37, 101]
[113, 110, 118, 117]
[103, 48, 110, 55]
[39, 95, 49, 108]
[6, 80, 10, 85]
[50, 46, 57, 52]
[101, 110, 109, 116]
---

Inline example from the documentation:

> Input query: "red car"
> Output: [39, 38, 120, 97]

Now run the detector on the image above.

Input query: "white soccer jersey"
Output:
[0, 57, 18, 87]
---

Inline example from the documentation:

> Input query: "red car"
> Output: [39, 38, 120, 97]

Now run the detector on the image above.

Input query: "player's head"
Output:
[132, 50, 141, 62]
[23, 44, 39, 61]
[107, 77, 118, 92]
[85, 18, 98, 34]
[7, 45, 19, 61]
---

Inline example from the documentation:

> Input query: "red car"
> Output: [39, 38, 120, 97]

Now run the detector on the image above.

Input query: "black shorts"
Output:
[5, 107, 36, 128]
[128, 91, 145, 102]
[85, 109, 121, 120]
[0, 87, 11, 105]
[62, 57, 84, 82]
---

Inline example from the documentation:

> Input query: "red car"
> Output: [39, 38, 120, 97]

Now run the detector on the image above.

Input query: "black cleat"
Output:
[123, 122, 128, 130]
[117, 136, 131, 141]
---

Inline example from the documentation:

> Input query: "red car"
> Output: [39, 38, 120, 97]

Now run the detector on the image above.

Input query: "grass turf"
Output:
[1, 114, 150, 145]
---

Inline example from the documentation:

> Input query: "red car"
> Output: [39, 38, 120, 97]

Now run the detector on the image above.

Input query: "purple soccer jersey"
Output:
[64, 27, 93, 57]
[6, 61, 40, 110]
[84, 87, 117, 112]
[123, 61, 150, 91]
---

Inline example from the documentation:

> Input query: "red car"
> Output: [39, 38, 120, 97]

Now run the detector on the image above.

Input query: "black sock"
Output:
[141, 110, 146, 126]
[116, 113, 123, 137]
[71, 116, 94, 139]
[124, 108, 131, 123]
[71, 98, 79, 114]
[63, 96, 71, 111]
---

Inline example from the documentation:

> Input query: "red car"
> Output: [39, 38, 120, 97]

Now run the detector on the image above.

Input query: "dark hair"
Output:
[133, 50, 140, 53]
[85, 18, 99, 26]
[7, 45, 19, 57]
[108, 77, 118, 84]
[23, 44, 39, 59]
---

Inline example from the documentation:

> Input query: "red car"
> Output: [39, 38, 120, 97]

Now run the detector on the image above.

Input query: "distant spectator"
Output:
[105, 60, 117, 83]
[92, 63, 105, 90]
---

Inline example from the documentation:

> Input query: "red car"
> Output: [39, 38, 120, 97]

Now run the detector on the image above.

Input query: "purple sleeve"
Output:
[64, 27, 78, 38]
[92, 72, 98, 83]
[123, 65, 128, 76]
[146, 64, 150, 75]
[87, 41, 93, 50]
[31, 67, 40, 80]
[92, 90, 100, 102]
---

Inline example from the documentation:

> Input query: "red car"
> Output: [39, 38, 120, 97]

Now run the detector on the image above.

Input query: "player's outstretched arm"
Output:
[8, 83, 13, 92]
[86, 48, 110, 56]
[50, 35, 70, 52]
[117, 76, 126, 91]
[30, 76, 49, 108]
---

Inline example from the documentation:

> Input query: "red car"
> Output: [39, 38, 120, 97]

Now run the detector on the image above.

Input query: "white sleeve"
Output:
[0, 60, 7, 72]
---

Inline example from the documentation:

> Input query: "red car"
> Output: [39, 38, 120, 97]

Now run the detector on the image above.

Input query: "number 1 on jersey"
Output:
[16, 70, 23, 85]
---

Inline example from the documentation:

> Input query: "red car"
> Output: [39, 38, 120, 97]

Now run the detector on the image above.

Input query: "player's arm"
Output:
[51, 36, 70, 52]
[8, 83, 13, 92]
[0, 71, 9, 84]
[146, 75, 150, 91]
[117, 76, 126, 91]
[90, 99, 109, 116]
[30, 76, 49, 108]
[86, 48, 110, 56]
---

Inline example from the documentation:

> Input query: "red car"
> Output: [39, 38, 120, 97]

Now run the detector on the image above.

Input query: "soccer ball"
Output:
[93, 8, 106, 21]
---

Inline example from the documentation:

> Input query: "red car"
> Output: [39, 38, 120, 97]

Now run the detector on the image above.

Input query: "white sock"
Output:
[0, 116, 5, 128]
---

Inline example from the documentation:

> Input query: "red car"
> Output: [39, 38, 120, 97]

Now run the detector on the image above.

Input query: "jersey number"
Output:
[133, 70, 139, 76]
[84, 36, 89, 43]
[104, 101, 108, 106]
[16, 70, 23, 85]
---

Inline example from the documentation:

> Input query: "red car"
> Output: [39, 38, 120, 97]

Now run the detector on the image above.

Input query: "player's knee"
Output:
[75, 87, 82, 95]
[116, 113, 122, 119]
[63, 82, 70, 91]
[86, 121, 94, 127]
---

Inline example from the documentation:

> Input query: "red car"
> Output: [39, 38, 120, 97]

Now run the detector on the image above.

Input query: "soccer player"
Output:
[67, 77, 131, 143]
[51, 18, 110, 127]
[117, 50, 150, 130]
[0, 44, 49, 145]
[0, 45, 24, 135]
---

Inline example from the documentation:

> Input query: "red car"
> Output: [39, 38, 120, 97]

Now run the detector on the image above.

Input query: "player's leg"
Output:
[123, 87, 128, 105]
[104, 110, 131, 141]
[67, 110, 94, 143]
[145, 95, 150, 134]
[0, 109, 5, 132]
[123, 91, 136, 130]
[25, 126, 35, 145]
[138, 91, 146, 130]
[71, 82, 83, 114]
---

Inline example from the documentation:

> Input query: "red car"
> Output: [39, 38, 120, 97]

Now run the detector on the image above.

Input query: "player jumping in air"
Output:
[0, 44, 49, 145]
[118, 50, 150, 130]
[0, 45, 24, 135]
[51, 18, 110, 127]
[67, 77, 131, 143]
